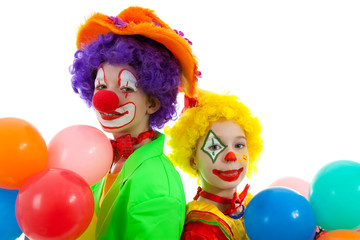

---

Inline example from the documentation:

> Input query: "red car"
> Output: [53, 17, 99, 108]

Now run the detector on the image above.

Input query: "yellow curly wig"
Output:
[166, 91, 263, 182]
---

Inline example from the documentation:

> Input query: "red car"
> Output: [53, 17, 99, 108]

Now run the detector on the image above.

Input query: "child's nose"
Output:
[224, 151, 237, 162]
[92, 90, 119, 112]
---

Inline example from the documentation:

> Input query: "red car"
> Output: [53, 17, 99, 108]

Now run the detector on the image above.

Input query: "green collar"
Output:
[121, 131, 164, 182]
[96, 132, 165, 217]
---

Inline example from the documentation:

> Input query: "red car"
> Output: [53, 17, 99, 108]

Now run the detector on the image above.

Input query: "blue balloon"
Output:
[0, 188, 22, 240]
[244, 187, 316, 240]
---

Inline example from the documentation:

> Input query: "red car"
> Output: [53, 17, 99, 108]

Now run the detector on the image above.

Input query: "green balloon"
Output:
[309, 160, 360, 231]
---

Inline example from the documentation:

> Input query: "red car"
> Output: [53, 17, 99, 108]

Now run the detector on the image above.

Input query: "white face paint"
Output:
[95, 66, 106, 88]
[201, 130, 228, 163]
[95, 102, 136, 130]
[93, 63, 151, 134]
[118, 69, 137, 97]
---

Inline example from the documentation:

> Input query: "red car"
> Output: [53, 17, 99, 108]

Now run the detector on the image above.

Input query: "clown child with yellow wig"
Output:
[70, 6, 199, 239]
[167, 91, 264, 239]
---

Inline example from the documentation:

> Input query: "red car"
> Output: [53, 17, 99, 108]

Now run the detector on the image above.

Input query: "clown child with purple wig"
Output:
[70, 6, 199, 240]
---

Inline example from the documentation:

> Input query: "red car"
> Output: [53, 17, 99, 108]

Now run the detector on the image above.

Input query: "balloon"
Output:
[317, 229, 360, 240]
[270, 176, 310, 199]
[0, 117, 47, 189]
[47, 125, 113, 186]
[244, 187, 316, 240]
[309, 160, 360, 231]
[0, 188, 22, 240]
[15, 168, 94, 240]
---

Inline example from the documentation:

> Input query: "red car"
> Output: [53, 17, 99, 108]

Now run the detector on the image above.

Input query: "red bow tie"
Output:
[110, 129, 155, 160]
[194, 184, 250, 216]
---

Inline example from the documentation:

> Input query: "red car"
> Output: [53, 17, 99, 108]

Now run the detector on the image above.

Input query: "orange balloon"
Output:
[0, 118, 47, 189]
[318, 229, 360, 240]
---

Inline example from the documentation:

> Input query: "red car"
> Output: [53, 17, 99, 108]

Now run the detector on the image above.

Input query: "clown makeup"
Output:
[236, 148, 249, 167]
[118, 68, 137, 98]
[93, 63, 152, 135]
[95, 66, 106, 88]
[195, 120, 249, 191]
[201, 130, 228, 163]
[94, 101, 136, 130]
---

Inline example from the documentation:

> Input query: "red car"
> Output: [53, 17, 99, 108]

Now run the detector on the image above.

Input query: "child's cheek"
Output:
[237, 149, 249, 166]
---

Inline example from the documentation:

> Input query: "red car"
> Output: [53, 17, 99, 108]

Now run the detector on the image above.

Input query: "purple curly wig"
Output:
[70, 33, 181, 129]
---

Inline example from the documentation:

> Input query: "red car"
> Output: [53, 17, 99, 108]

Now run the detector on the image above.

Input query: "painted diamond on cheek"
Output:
[200, 130, 228, 163]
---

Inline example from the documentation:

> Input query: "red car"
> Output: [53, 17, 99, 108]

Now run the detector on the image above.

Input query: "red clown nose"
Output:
[225, 152, 237, 161]
[92, 90, 119, 112]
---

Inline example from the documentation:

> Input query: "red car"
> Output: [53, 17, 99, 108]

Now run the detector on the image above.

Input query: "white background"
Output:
[1, 0, 359, 216]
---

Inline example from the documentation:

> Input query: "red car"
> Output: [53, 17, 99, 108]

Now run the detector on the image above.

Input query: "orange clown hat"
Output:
[76, 6, 199, 98]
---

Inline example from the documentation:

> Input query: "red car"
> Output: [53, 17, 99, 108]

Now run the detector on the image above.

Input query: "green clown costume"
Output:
[91, 133, 185, 239]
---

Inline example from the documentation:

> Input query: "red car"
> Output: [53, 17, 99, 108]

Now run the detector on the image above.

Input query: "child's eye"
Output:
[120, 86, 135, 93]
[209, 144, 222, 151]
[235, 143, 245, 149]
[96, 84, 107, 90]
[201, 130, 228, 163]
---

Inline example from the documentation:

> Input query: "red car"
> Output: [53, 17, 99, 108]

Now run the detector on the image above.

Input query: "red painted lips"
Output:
[212, 168, 244, 182]
[99, 111, 128, 121]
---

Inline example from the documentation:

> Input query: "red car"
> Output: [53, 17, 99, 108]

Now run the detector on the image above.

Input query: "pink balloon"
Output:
[47, 125, 113, 185]
[269, 176, 310, 199]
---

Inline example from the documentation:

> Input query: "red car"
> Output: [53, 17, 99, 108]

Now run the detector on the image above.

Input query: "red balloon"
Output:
[15, 169, 94, 240]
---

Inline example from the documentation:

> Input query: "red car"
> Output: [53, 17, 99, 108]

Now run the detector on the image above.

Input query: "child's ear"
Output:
[190, 158, 197, 170]
[147, 97, 161, 114]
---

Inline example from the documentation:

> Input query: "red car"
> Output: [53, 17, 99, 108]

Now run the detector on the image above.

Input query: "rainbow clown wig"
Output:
[166, 91, 263, 181]
[70, 6, 199, 129]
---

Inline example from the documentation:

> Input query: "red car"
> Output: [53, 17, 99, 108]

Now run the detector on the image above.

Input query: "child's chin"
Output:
[100, 126, 123, 133]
